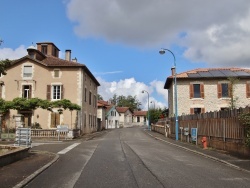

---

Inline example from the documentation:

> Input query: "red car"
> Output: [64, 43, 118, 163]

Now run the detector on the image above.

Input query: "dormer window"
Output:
[23, 66, 32, 78]
[41, 45, 47, 55]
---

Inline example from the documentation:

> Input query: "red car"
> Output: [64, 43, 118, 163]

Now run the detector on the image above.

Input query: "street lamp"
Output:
[159, 48, 179, 141]
[142, 90, 150, 130]
[150, 101, 155, 109]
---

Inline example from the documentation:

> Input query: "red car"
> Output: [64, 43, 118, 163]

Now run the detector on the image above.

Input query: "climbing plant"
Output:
[238, 112, 250, 147]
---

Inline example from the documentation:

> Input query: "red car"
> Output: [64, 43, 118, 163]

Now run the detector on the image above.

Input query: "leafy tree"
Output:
[149, 107, 168, 124]
[110, 94, 141, 111]
[227, 77, 240, 110]
[97, 94, 103, 100]
[239, 112, 250, 147]
[0, 59, 11, 75]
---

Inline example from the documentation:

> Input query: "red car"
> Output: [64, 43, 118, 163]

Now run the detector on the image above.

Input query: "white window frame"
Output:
[52, 85, 62, 100]
[23, 65, 33, 78]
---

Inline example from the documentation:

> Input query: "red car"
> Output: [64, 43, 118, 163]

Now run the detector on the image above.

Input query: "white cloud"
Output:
[97, 77, 167, 110]
[0, 45, 27, 60]
[66, 0, 250, 67]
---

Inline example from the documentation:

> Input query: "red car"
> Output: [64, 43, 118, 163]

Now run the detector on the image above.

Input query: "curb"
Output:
[145, 131, 250, 173]
[13, 151, 59, 188]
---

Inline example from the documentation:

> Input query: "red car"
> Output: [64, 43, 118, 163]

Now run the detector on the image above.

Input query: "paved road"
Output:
[25, 127, 250, 188]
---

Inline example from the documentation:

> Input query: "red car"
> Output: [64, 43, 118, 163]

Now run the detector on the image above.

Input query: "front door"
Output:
[19, 111, 32, 127]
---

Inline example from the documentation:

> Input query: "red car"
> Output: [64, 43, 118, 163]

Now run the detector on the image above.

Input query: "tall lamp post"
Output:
[159, 48, 179, 141]
[142, 90, 150, 130]
[150, 101, 155, 109]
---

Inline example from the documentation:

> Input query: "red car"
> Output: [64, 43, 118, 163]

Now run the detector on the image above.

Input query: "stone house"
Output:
[133, 111, 147, 126]
[0, 42, 100, 134]
[116, 107, 133, 127]
[164, 68, 250, 116]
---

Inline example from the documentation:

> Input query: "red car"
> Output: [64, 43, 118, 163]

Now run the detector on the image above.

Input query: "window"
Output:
[84, 88, 87, 102]
[84, 113, 86, 127]
[22, 85, 32, 99]
[190, 108, 205, 114]
[41, 45, 47, 54]
[54, 70, 59, 78]
[52, 85, 62, 100]
[89, 91, 92, 105]
[137, 117, 140, 122]
[190, 83, 204, 99]
[23, 66, 32, 78]
[218, 83, 231, 98]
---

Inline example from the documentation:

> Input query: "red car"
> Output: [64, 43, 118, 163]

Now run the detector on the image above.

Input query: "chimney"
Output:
[72, 57, 77, 62]
[65, 49, 71, 61]
[171, 67, 176, 76]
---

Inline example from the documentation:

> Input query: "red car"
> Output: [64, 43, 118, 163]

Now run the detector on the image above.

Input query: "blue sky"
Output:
[1, 0, 250, 110]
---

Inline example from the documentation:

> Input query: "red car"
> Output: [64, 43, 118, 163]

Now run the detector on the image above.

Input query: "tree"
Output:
[0, 59, 11, 76]
[97, 94, 103, 100]
[228, 77, 240, 110]
[149, 107, 168, 124]
[110, 94, 141, 111]
[239, 112, 250, 147]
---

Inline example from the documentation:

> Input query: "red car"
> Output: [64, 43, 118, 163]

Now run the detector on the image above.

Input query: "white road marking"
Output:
[57, 143, 80, 154]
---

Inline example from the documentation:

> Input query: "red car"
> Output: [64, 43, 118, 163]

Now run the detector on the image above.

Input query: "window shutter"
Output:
[201, 108, 205, 113]
[61, 85, 64, 99]
[217, 83, 222, 98]
[47, 85, 51, 100]
[190, 108, 194, 114]
[0, 86, 2, 99]
[29, 85, 32, 99]
[246, 83, 250, 98]
[190, 84, 194, 99]
[200, 84, 204, 99]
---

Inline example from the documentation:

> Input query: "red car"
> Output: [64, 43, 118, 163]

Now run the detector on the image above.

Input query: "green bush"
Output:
[239, 112, 250, 147]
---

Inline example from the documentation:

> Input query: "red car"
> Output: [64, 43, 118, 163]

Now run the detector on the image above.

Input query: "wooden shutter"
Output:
[29, 85, 32, 99]
[190, 108, 194, 114]
[217, 83, 222, 98]
[0, 85, 2, 99]
[190, 84, 194, 99]
[201, 108, 205, 113]
[47, 85, 51, 100]
[246, 83, 250, 98]
[200, 84, 204, 99]
[61, 85, 64, 99]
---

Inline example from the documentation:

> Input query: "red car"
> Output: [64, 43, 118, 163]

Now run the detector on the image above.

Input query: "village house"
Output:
[116, 107, 133, 127]
[0, 42, 100, 134]
[164, 68, 250, 116]
[133, 111, 147, 126]
[97, 100, 120, 129]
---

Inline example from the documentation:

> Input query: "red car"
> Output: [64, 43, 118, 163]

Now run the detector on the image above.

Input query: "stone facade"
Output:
[165, 68, 250, 116]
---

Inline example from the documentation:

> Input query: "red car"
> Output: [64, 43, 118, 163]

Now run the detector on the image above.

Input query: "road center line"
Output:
[57, 143, 80, 155]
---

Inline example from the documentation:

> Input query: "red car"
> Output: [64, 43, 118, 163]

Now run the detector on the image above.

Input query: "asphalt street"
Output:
[23, 127, 250, 188]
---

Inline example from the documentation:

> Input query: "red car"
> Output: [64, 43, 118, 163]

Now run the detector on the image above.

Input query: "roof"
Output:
[116, 107, 131, 113]
[133, 111, 147, 116]
[9, 50, 100, 86]
[164, 67, 250, 89]
[98, 100, 110, 106]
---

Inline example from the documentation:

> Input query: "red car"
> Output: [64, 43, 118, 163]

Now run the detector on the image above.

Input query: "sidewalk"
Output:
[146, 130, 250, 173]
[0, 130, 110, 188]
